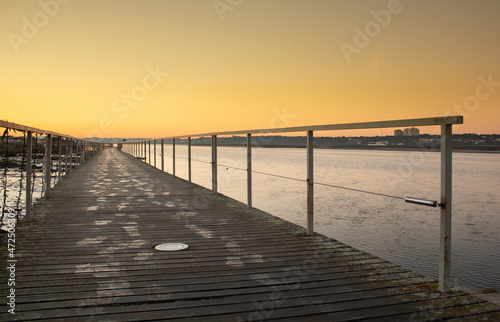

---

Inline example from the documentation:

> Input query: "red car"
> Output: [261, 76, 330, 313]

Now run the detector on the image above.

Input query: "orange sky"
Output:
[1, 0, 500, 138]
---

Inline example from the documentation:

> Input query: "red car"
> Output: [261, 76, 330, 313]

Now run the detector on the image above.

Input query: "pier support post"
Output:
[64, 139, 68, 174]
[25, 131, 32, 221]
[211, 135, 217, 194]
[439, 124, 453, 292]
[148, 141, 151, 165]
[188, 137, 192, 182]
[161, 139, 164, 172]
[43, 134, 52, 198]
[77, 140, 81, 166]
[247, 133, 252, 209]
[58, 136, 63, 184]
[173, 138, 176, 176]
[307, 130, 314, 236]
[74, 140, 78, 167]
[68, 139, 73, 170]
[143, 141, 147, 162]
[76, 140, 79, 167]
[154, 140, 157, 168]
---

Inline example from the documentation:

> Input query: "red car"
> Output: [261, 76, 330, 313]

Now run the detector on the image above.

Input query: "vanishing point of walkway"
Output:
[1, 148, 499, 321]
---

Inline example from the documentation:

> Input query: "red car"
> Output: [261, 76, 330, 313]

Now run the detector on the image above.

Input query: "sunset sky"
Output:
[1, 0, 499, 138]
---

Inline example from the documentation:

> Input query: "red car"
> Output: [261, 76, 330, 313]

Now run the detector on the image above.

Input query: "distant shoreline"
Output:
[183, 144, 500, 153]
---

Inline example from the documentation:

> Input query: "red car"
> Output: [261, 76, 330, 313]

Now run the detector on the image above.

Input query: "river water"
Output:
[135, 143, 500, 290]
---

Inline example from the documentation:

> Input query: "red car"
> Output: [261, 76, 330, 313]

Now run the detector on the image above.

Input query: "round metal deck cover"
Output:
[154, 243, 189, 251]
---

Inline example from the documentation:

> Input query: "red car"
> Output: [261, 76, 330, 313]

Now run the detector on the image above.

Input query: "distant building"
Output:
[394, 127, 419, 136]
[404, 127, 420, 136]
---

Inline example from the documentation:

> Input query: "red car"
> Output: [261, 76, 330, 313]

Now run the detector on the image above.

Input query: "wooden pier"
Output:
[1, 148, 499, 321]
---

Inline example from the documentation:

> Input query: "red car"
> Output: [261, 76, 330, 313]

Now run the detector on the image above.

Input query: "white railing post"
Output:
[188, 137, 192, 182]
[161, 139, 164, 172]
[25, 131, 32, 221]
[307, 130, 314, 235]
[247, 133, 252, 209]
[43, 134, 52, 198]
[144, 141, 147, 162]
[211, 135, 217, 194]
[173, 138, 176, 176]
[439, 124, 453, 292]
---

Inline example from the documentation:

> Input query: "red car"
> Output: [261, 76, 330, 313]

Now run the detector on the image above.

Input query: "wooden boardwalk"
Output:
[1, 148, 499, 321]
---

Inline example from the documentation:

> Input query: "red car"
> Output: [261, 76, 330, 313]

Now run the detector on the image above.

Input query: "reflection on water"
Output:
[134, 143, 499, 290]
[1, 156, 65, 227]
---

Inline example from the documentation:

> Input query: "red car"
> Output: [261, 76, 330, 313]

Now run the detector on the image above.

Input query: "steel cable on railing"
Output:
[171, 154, 407, 201]
[176, 156, 212, 165]
[214, 161, 305, 183]
[5, 178, 22, 189]
[217, 160, 405, 200]
[250, 170, 305, 183]
[314, 181, 404, 201]
[217, 163, 247, 172]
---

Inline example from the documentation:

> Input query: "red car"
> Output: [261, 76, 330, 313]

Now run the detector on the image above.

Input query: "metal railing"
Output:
[124, 116, 463, 292]
[0, 120, 107, 221]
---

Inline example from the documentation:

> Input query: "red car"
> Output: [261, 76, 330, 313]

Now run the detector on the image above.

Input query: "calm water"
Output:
[132, 145, 498, 290]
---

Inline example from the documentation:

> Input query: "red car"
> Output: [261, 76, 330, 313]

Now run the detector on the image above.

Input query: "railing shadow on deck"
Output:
[122, 116, 463, 292]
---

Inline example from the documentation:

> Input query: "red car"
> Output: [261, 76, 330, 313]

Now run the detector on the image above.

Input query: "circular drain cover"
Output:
[154, 243, 189, 251]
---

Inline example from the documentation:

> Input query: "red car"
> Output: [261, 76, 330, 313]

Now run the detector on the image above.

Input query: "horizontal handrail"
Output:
[125, 116, 463, 142]
[0, 120, 102, 143]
